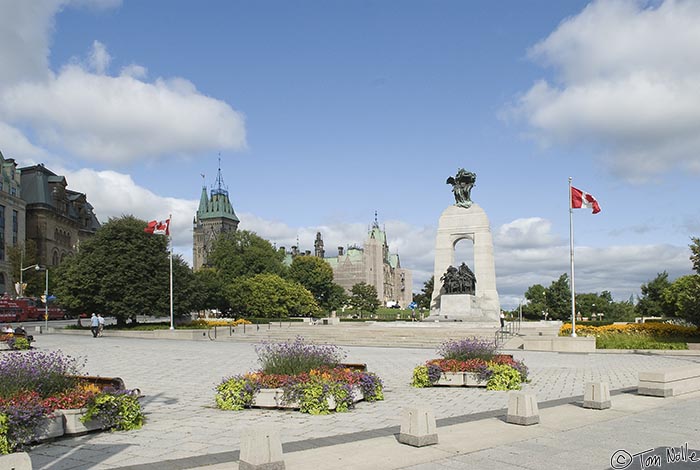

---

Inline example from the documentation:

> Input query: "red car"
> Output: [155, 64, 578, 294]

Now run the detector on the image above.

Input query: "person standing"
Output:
[90, 313, 99, 338]
[499, 311, 506, 329]
[97, 314, 105, 337]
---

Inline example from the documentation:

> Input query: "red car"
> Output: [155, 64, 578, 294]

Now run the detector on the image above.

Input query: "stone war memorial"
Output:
[428, 168, 500, 322]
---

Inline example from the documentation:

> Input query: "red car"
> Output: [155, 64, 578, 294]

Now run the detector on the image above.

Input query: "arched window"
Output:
[52, 249, 59, 266]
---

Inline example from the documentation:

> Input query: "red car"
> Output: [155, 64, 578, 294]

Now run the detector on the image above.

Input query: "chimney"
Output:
[338, 246, 344, 256]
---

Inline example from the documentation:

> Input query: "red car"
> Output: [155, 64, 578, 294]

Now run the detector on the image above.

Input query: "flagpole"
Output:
[169, 214, 174, 331]
[568, 177, 577, 337]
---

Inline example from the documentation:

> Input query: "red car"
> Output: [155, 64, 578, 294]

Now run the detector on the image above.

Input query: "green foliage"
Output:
[81, 391, 144, 431]
[8, 241, 41, 296]
[225, 273, 320, 318]
[325, 283, 349, 313]
[288, 256, 343, 311]
[547, 274, 571, 320]
[690, 237, 700, 274]
[413, 276, 434, 310]
[411, 365, 431, 388]
[595, 332, 689, 350]
[663, 275, 700, 326]
[54, 215, 181, 325]
[636, 272, 674, 318]
[11, 337, 30, 350]
[0, 413, 9, 455]
[486, 364, 522, 391]
[349, 282, 380, 317]
[208, 230, 286, 283]
[215, 377, 258, 410]
[191, 268, 229, 313]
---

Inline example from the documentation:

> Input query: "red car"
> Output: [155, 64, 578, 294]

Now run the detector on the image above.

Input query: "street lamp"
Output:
[19, 264, 41, 297]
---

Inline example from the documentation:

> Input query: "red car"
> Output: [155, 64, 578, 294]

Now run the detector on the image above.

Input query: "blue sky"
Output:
[1, 0, 699, 309]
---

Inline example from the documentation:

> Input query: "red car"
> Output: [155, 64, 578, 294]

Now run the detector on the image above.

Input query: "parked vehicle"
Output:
[0, 294, 66, 321]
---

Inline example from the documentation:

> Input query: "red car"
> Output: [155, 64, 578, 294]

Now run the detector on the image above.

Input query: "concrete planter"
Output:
[435, 372, 465, 386]
[434, 371, 487, 387]
[464, 372, 488, 387]
[58, 408, 106, 436]
[251, 385, 363, 410]
[34, 414, 65, 442]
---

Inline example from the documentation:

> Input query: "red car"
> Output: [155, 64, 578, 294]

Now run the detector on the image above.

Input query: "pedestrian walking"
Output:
[499, 311, 505, 329]
[90, 313, 99, 338]
[97, 314, 105, 337]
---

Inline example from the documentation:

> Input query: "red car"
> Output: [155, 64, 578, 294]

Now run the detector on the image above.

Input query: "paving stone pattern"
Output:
[25, 334, 700, 470]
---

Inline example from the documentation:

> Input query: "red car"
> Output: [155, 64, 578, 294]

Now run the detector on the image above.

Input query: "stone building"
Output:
[0, 152, 26, 294]
[19, 164, 100, 268]
[322, 217, 413, 308]
[193, 166, 239, 271]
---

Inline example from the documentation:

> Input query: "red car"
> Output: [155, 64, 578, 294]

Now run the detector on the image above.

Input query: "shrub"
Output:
[0, 351, 84, 399]
[255, 336, 346, 375]
[437, 337, 497, 361]
[0, 413, 10, 455]
[215, 375, 260, 411]
[81, 389, 144, 431]
[595, 332, 688, 350]
[486, 364, 522, 391]
[8, 336, 30, 350]
[0, 392, 46, 452]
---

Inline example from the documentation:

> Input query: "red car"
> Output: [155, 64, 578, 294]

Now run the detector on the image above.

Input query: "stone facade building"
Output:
[192, 167, 239, 271]
[278, 217, 413, 308]
[0, 152, 26, 294]
[19, 164, 100, 268]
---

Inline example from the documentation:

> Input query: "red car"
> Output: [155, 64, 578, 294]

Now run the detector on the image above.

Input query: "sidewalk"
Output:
[24, 333, 700, 470]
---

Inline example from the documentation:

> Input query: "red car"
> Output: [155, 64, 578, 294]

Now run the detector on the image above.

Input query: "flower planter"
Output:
[251, 385, 364, 410]
[34, 414, 65, 442]
[464, 372, 487, 387]
[433, 372, 487, 387]
[58, 408, 106, 436]
[435, 372, 465, 386]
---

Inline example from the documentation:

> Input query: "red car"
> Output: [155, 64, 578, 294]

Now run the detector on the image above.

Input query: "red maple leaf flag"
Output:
[571, 186, 601, 214]
[144, 219, 170, 236]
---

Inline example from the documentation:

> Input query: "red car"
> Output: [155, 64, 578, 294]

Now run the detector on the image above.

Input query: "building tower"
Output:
[314, 232, 325, 258]
[193, 163, 239, 271]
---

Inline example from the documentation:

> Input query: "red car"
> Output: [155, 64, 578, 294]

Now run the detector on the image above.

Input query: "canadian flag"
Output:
[571, 186, 601, 214]
[144, 219, 170, 236]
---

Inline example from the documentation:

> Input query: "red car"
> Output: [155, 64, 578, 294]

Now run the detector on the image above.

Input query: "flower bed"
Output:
[412, 338, 528, 390]
[0, 351, 143, 455]
[215, 336, 384, 414]
[559, 322, 700, 349]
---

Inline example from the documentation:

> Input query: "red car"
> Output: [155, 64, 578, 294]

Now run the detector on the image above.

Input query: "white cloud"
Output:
[512, 0, 700, 181]
[88, 40, 111, 74]
[0, 0, 246, 165]
[495, 217, 562, 248]
[61, 168, 197, 251]
[0, 122, 49, 160]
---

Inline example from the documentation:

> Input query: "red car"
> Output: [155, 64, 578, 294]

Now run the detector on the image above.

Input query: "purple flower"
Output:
[437, 337, 497, 361]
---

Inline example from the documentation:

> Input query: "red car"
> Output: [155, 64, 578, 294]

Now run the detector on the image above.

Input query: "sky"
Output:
[1, 0, 699, 310]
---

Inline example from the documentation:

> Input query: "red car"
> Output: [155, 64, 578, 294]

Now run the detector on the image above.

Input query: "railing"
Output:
[207, 321, 297, 340]
[495, 317, 521, 348]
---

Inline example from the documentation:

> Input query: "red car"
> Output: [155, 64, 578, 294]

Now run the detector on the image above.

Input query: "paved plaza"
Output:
[22, 332, 700, 470]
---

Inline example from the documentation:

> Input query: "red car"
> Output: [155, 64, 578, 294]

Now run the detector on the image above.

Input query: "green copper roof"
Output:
[196, 185, 240, 222]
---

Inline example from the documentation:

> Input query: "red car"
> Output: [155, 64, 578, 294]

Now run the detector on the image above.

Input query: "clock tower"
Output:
[193, 164, 239, 271]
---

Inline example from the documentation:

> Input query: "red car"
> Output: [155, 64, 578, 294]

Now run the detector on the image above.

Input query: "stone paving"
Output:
[23, 333, 700, 470]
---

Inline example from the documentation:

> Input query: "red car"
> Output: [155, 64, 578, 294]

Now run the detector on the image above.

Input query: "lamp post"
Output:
[19, 264, 41, 298]
[43, 267, 49, 330]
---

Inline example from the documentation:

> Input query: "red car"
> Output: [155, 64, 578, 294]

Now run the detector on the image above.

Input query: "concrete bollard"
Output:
[398, 406, 439, 447]
[506, 392, 539, 426]
[239, 426, 285, 470]
[583, 382, 611, 410]
[0, 451, 32, 470]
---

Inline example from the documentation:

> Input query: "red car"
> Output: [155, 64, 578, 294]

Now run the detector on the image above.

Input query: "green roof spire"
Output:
[196, 158, 239, 222]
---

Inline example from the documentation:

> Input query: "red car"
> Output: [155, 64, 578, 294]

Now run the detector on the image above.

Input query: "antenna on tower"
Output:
[212, 154, 229, 197]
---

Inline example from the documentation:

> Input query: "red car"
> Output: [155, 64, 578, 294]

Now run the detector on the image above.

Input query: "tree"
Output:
[225, 273, 319, 318]
[546, 274, 571, 321]
[191, 268, 229, 314]
[636, 272, 674, 318]
[54, 215, 179, 326]
[325, 283, 348, 313]
[288, 256, 341, 311]
[349, 282, 380, 318]
[522, 284, 547, 319]
[412, 276, 434, 310]
[208, 230, 286, 283]
[7, 241, 41, 296]
[663, 275, 700, 326]
[690, 237, 700, 274]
